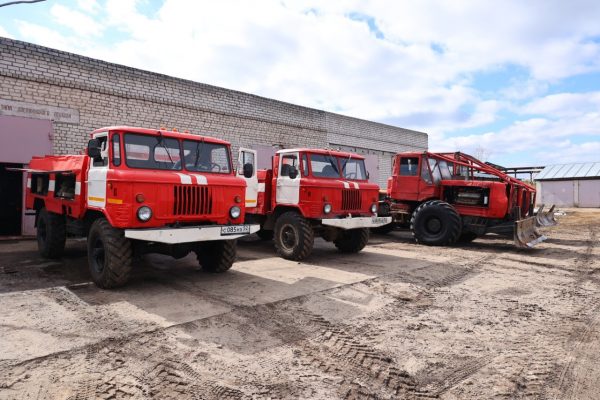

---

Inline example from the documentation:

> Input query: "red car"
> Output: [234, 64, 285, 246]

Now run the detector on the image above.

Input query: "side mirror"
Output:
[366, 171, 370, 179]
[87, 139, 102, 160]
[243, 163, 254, 178]
[289, 166, 298, 179]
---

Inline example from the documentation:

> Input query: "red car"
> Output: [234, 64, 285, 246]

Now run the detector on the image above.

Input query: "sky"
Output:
[1, 0, 600, 167]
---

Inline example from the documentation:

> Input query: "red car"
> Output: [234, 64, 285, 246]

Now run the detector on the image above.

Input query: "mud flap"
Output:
[514, 216, 547, 248]
[536, 204, 558, 227]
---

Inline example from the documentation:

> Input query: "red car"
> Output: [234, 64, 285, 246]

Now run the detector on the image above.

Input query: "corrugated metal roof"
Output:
[536, 162, 600, 180]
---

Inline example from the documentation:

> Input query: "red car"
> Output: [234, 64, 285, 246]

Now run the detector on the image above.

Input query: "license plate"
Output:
[220, 225, 251, 235]
[371, 217, 389, 224]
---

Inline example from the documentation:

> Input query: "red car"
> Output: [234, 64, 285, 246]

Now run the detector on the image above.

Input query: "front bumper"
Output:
[124, 224, 260, 244]
[321, 216, 392, 230]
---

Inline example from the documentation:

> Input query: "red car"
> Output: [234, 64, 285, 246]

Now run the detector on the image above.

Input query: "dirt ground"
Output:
[0, 209, 598, 400]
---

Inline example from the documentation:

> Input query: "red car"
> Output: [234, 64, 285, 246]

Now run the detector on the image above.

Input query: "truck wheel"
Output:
[458, 231, 478, 243]
[256, 229, 274, 241]
[410, 200, 461, 246]
[334, 228, 370, 253]
[37, 207, 66, 259]
[195, 240, 236, 273]
[274, 211, 314, 261]
[87, 218, 132, 288]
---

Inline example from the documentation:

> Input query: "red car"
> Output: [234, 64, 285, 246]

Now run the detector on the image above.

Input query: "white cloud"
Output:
[0, 25, 13, 39]
[50, 4, 104, 37]
[9, 0, 600, 165]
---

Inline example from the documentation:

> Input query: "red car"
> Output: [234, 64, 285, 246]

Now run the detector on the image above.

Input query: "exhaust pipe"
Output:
[514, 216, 547, 248]
[536, 204, 558, 227]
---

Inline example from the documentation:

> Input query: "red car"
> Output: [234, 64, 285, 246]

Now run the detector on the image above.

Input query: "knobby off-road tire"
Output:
[334, 228, 370, 253]
[458, 231, 478, 243]
[410, 200, 461, 246]
[256, 229, 274, 241]
[274, 211, 314, 261]
[37, 207, 66, 259]
[87, 218, 133, 288]
[195, 240, 236, 273]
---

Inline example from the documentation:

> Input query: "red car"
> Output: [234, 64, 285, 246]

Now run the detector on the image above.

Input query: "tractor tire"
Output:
[410, 200, 461, 246]
[256, 229, 274, 241]
[458, 231, 478, 243]
[334, 228, 370, 253]
[37, 207, 66, 259]
[87, 218, 133, 288]
[274, 211, 314, 261]
[195, 240, 236, 273]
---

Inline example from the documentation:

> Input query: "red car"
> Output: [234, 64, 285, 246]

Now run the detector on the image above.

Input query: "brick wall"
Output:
[0, 38, 427, 186]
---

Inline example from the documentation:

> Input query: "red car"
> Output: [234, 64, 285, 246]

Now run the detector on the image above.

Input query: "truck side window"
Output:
[280, 154, 298, 177]
[302, 154, 309, 176]
[421, 159, 432, 184]
[400, 157, 419, 176]
[112, 134, 121, 167]
[93, 137, 108, 167]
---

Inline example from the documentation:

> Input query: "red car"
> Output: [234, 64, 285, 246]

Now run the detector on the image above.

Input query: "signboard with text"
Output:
[0, 99, 79, 124]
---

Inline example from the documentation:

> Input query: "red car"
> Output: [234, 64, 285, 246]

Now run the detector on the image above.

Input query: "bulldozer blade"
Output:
[514, 216, 547, 248]
[536, 204, 558, 227]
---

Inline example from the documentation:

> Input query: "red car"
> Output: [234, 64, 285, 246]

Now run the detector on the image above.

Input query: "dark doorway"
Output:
[0, 163, 23, 236]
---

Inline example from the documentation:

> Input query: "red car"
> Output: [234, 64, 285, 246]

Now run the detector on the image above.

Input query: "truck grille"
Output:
[341, 189, 362, 211]
[173, 186, 213, 215]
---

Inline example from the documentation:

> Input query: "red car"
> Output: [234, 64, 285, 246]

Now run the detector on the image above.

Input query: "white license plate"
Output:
[220, 225, 251, 235]
[371, 217, 389, 224]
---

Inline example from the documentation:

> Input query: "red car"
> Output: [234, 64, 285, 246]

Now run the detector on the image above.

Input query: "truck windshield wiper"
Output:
[157, 131, 175, 166]
[326, 151, 340, 176]
[194, 136, 206, 170]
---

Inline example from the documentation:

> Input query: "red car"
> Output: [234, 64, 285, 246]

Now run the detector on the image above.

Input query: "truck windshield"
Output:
[310, 154, 341, 178]
[183, 140, 231, 173]
[124, 133, 181, 170]
[340, 158, 367, 180]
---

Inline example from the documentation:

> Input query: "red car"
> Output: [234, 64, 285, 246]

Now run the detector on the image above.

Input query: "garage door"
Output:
[541, 181, 574, 207]
[579, 180, 600, 208]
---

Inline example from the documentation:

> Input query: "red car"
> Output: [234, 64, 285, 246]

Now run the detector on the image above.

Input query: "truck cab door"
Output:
[238, 148, 258, 208]
[276, 152, 300, 205]
[87, 132, 109, 209]
[397, 156, 421, 201]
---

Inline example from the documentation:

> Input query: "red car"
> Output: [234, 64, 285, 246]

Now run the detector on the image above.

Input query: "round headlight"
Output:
[230, 206, 241, 219]
[370, 203, 378, 213]
[137, 206, 152, 222]
[323, 203, 332, 214]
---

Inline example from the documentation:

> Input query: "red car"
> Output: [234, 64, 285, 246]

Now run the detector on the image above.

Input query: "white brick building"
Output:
[0, 38, 427, 235]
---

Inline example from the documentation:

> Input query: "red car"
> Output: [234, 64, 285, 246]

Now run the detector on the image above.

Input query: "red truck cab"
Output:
[237, 148, 391, 260]
[24, 126, 259, 288]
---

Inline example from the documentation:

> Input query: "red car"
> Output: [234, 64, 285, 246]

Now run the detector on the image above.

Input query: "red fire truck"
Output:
[21, 126, 259, 288]
[236, 148, 391, 260]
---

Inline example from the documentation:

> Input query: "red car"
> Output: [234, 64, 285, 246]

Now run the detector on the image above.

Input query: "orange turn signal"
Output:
[136, 194, 145, 203]
[234, 195, 242, 204]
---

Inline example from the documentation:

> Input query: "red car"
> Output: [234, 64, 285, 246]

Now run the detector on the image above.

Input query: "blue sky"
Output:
[1, 0, 600, 167]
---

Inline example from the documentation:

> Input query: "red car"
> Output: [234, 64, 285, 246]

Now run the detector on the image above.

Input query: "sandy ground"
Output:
[0, 209, 599, 399]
